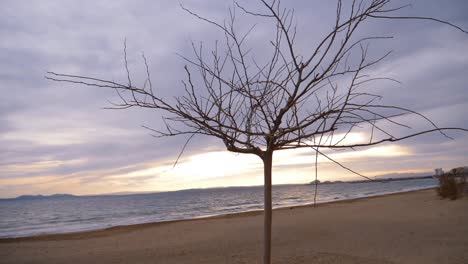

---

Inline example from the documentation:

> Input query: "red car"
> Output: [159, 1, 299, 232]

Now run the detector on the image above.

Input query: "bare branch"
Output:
[46, 2, 468, 262]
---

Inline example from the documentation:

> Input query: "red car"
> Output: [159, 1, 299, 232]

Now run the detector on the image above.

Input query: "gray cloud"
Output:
[1, 0, 467, 197]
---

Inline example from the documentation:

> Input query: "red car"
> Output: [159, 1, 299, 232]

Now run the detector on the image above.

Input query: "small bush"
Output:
[437, 174, 466, 200]
[459, 175, 467, 195]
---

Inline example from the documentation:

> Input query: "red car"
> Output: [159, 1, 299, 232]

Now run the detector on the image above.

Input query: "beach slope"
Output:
[1, 189, 467, 264]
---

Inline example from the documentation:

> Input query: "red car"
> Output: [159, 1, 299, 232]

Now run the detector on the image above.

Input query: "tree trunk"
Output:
[263, 150, 273, 264]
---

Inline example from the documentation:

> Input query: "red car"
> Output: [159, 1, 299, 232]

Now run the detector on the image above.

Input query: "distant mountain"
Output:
[100, 191, 159, 196]
[305, 172, 433, 185]
[14, 194, 76, 200]
[373, 171, 432, 180]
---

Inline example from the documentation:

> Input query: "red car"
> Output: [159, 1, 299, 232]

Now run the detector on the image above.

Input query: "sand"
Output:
[1, 189, 467, 264]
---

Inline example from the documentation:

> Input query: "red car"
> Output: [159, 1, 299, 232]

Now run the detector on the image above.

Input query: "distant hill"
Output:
[308, 172, 434, 185]
[374, 171, 432, 180]
[14, 194, 76, 200]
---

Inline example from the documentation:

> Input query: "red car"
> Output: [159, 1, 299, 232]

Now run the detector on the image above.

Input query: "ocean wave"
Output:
[0, 178, 438, 238]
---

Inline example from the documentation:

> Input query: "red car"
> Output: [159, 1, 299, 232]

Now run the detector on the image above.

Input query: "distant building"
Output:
[435, 168, 444, 176]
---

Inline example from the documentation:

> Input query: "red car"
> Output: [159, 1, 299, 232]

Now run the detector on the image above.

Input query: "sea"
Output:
[0, 178, 437, 238]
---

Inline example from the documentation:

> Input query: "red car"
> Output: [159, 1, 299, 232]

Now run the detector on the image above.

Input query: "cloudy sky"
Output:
[1, 0, 467, 198]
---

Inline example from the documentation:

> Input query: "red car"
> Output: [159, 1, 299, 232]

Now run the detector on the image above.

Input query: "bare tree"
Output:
[46, 0, 467, 263]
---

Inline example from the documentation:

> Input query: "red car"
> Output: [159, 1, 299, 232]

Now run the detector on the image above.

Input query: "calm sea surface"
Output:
[0, 178, 437, 238]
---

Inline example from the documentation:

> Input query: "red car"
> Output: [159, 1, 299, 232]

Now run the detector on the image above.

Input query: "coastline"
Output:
[0, 187, 436, 242]
[2, 188, 466, 264]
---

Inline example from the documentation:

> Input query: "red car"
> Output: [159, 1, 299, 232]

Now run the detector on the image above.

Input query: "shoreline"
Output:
[0, 186, 436, 242]
[1, 188, 466, 264]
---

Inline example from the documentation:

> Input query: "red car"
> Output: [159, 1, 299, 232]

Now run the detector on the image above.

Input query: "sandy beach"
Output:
[1, 189, 467, 264]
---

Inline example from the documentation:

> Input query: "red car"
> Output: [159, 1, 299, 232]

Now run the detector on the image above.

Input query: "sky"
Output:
[1, 0, 467, 198]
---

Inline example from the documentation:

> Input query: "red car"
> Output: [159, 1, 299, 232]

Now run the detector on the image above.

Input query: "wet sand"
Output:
[1, 189, 467, 264]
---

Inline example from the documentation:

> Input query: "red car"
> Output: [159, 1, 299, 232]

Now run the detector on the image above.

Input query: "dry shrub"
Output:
[460, 175, 467, 195]
[437, 174, 466, 200]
